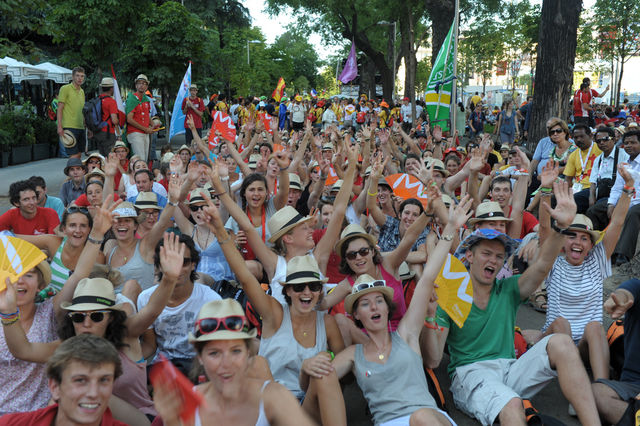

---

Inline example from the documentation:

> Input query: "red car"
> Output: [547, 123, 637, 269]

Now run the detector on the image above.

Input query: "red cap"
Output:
[403, 97, 410, 101]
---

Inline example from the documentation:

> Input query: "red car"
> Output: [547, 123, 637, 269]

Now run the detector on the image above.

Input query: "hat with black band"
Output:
[468, 201, 513, 225]
[279, 255, 328, 285]
[60, 278, 123, 311]
[267, 206, 314, 243]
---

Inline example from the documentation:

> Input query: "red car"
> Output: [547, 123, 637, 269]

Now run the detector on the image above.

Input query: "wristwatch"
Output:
[441, 233, 454, 241]
[551, 220, 572, 235]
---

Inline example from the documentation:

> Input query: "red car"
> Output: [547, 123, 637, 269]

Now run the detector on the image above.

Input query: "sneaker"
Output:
[568, 403, 576, 417]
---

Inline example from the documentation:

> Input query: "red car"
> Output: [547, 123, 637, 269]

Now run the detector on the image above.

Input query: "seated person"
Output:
[60, 158, 87, 207]
[0, 180, 59, 235]
[29, 175, 65, 221]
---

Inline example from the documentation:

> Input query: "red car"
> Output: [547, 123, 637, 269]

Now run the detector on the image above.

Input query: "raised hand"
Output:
[416, 161, 433, 183]
[0, 278, 17, 313]
[432, 125, 443, 141]
[169, 155, 183, 175]
[274, 150, 291, 170]
[202, 195, 225, 230]
[468, 147, 485, 174]
[167, 172, 182, 202]
[159, 232, 185, 281]
[186, 115, 195, 130]
[301, 352, 334, 379]
[104, 153, 119, 177]
[378, 129, 390, 145]
[544, 180, 576, 228]
[94, 197, 123, 236]
[449, 194, 474, 230]
[186, 161, 200, 182]
[361, 125, 371, 139]
[617, 163, 635, 187]
[539, 161, 559, 188]
[604, 292, 634, 319]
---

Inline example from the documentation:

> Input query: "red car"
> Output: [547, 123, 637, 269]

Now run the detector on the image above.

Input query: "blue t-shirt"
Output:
[619, 278, 640, 383]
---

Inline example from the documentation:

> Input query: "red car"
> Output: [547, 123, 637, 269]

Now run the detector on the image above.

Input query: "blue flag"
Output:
[310, 88, 317, 98]
[169, 63, 192, 141]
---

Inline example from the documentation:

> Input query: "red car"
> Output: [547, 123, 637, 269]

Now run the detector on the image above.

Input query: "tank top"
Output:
[114, 352, 156, 416]
[191, 226, 234, 281]
[194, 380, 271, 426]
[258, 304, 327, 399]
[354, 332, 438, 425]
[49, 237, 70, 293]
[347, 265, 407, 331]
[107, 241, 155, 290]
[500, 110, 516, 135]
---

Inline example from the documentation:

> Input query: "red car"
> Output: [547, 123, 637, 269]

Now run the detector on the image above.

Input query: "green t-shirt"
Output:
[58, 83, 85, 129]
[436, 275, 524, 377]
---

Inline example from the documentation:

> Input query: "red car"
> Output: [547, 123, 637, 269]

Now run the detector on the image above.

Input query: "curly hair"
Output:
[58, 309, 128, 350]
[9, 180, 36, 206]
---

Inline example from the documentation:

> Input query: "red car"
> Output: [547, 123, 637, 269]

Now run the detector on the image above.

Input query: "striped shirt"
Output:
[49, 237, 71, 292]
[542, 242, 610, 341]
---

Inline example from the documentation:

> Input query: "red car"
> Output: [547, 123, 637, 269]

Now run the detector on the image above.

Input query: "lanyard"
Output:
[577, 143, 593, 175]
[247, 205, 266, 242]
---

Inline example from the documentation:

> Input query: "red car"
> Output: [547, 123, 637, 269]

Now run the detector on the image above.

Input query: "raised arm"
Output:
[507, 173, 528, 239]
[227, 137, 253, 177]
[537, 161, 560, 245]
[102, 152, 119, 201]
[366, 154, 390, 227]
[187, 115, 212, 160]
[272, 151, 291, 210]
[602, 164, 634, 258]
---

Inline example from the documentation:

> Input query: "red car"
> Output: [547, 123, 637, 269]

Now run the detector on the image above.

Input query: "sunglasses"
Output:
[354, 280, 386, 292]
[68, 310, 110, 323]
[595, 137, 612, 143]
[194, 315, 249, 338]
[548, 128, 564, 135]
[189, 204, 205, 212]
[66, 207, 89, 214]
[345, 247, 372, 260]
[290, 282, 324, 293]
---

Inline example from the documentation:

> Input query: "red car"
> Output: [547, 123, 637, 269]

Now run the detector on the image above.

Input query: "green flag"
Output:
[425, 22, 456, 131]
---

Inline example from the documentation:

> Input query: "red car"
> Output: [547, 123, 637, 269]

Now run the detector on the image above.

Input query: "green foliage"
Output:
[590, 1, 640, 62]
[0, 103, 37, 147]
[415, 57, 432, 93]
[32, 118, 58, 145]
[0, 0, 52, 60]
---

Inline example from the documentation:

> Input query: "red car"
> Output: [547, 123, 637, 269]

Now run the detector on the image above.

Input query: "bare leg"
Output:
[409, 407, 452, 425]
[592, 382, 629, 424]
[578, 321, 609, 380]
[302, 370, 347, 426]
[497, 397, 527, 426]
[546, 316, 571, 335]
[546, 334, 600, 426]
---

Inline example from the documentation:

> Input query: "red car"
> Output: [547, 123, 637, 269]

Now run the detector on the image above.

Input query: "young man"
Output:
[126, 74, 154, 162]
[564, 124, 602, 214]
[181, 84, 205, 147]
[487, 176, 538, 238]
[94, 77, 121, 156]
[0, 334, 126, 426]
[0, 180, 60, 235]
[423, 182, 601, 426]
[573, 82, 592, 127]
[60, 158, 87, 206]
[29, 175, 65, 220]
[126, 169, 167, 208]
[57, 66, 86, 159]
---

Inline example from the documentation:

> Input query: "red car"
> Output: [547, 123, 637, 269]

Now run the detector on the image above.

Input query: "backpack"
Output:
[47, 99, 58, 121]
[356, 111, 366, 124]
[607, 319, 625, 379]
[83, 95, 108, 132]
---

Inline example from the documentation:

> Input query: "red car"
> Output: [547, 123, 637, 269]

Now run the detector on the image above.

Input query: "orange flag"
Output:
[384, 173, 430, 207]
[149, 355, 204, 423]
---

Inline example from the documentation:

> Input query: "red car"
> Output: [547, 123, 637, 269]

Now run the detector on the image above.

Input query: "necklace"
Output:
[195, 225, 212, 248]
[372, 337, 390, 360]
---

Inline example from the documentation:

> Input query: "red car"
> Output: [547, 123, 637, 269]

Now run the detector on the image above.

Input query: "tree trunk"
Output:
[615, 58, 624, 107]
[424, 0, 455, 66]
[529, 0, 581, 151]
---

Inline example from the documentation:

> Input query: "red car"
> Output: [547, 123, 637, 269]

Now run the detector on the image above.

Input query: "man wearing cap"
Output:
[287, 173, 304, 209]
[126, 74, 154, 162]
[60, 158, 87, 207]
[93, 77, 121, 156]
[182, 84, 205, 147]
[278, 96, 289, 130]
[0, 180, 60, 235]
[57, 66, 86, 159]
[422, 182, 601, 425]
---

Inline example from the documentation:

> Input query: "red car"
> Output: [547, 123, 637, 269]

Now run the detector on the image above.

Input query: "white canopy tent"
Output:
[34, 62, 72, 84]
[0, 57, 48, 82]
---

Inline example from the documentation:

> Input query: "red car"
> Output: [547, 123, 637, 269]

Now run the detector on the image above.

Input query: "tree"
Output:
[0, 0, 53, 60]
[183, 0, 251, 49]
[529, 0, 581, 148]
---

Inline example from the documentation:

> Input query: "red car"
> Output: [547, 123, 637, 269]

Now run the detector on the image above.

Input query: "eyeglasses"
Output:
[183, 257, 192, 266]
[88, 160, 101, 165]
[66, 207, 89, 214]
[290, 282, 324, 293]
[141, 209, 159, 216]
[68, 310, 110, 323]
[189, 204, 205, 212]
[595, 137, 612, 143]
[353, 280, 386, 292]
[194, 315, 249, 338]
[548, 128, 564, 135]
[345, 247, 372, 260]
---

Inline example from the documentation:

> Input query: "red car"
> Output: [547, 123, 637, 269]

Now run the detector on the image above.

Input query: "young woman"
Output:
[153, 299, 314, 426]
[329, 197, 472, 426]
[204, 202, 346, 425]
[494, 99, 519, 145]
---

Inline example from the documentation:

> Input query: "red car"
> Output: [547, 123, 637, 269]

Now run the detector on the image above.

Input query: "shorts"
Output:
[62, 128, 87, 155]
[451, 334, 558, 426]
[595, 379, 640, 401]
[379, 409, 457, 426]
[292, 121, 304, 130]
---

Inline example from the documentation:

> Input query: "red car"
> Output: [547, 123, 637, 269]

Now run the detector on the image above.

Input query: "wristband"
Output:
[623, 184, 634, 191]
[622, 187, 635, 196]
[539, 187, 552, 193]
[551, 220, 572, 235]
[86, 235, 102, 245]
[367, 191, 379, 197]
[0, 309, 19, 320]
[167, 200, 178, 207]
[220, 176, 229, 182]
[279, 167, 289, 172]
[1, 316, 19, 326]
[327, 350, 335, 361]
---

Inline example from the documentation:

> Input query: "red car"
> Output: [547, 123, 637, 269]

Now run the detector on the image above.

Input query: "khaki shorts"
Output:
[451, 334, 558, 425]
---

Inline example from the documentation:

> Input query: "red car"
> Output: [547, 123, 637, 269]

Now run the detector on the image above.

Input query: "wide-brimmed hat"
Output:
[202, 182, 219, 198]
[441, 194, 454, 207]
[289, 173, 302, 191]
[344, 274, 394, 314]
[321, 143, 334, 151]
[60, 278, 122, 311]
[468, 201, 513, 225]
[112, 201, 138, 218]
[161, 152, 174, 163]
[83, 153, 105, 168]
[134, 192, 161, 210]
[279, 255, 328, 285]
[335, 223, 377, 256]
[178, 144, 192, 155]
[62, 130, 77, 148]
[567, 214, 600, 243]
[330, 180, 343, 193]
[111, 141, 129, 153]
[187, 188, 210, 205]
[398, 262, 416, 281]
[64, 158, 86, 176]
[454, 228, 518, 266]
[267, 206, 313, 243]
[425, 158, 450, 177]
[35, 260, 52, 286]
[189, 84, 198, 90]
[84, 168, 106, 183]
[100, 77, 114, 87]
[295, 95, 303, 102]
[248, 154, 261, 169]
[135, 74, 150, 83]
[188, 299, 257, 343]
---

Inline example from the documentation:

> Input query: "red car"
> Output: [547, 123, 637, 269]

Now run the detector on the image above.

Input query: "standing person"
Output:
[126, 74, 154, 162]
[494, 99, 519, 145]
[60, 158, 87, 207]
[57, 67, 86, 159]
[181, 84, 205, 147]
[94, 77, 121, 156]
[468, 104, 485, 140]
[573, 83, 592, 126]
[289, 96, 305, 131]
[0, 180, 60, 235]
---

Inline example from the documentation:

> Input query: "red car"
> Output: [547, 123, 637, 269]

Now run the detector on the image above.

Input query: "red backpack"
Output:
[356, 111, 366, 124]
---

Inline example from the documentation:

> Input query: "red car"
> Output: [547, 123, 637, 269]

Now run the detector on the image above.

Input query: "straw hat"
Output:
[289, 173, 302, 191]
[112, 201, 138, 218]
[468, 201, 513, 225]
[85, 168, 106, 183]
[344, 274, 394, 314]
[134, 192, 161, 210]
[267, 206, 313, 243]
[321, 143, 334, 151]
[100, 77, 114, 87]
[188, 299, 257, 343]
[567, 214, 600, 243]
[335, 223, 377, 256]
[187, 188, 210, 205]
[189, 84, 198, 90]
[203, 182, 219, 198]
[135, 74, 150, 83]
[62, 130, 77, 148]
[398, 262, 416, 281]
[248, 154, 261, 169]
[35, 260, 52, 286]
[178, 144, 192, 155]
[330, 180, 343, 193]
[111, 141, 129, 153]
[441, 194, 454, 207]
[278, 255, 328, 285]
[60, 278, 122, 311]
[425, 158, 450, 177]
[83, 152, 105, 168]
[161, 152, 174, 163]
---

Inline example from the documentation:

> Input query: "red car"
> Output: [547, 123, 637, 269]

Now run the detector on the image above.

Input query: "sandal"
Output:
[529, 290, 547, 313]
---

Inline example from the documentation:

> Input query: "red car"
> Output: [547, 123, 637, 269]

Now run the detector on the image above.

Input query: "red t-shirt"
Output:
[127, 93, 151, 134]
[508, 206, 539, 238]
[74, 193, 120, 207]
[573, 89, 591, 118]
[0, 207, 59, 235]
[0, 404, 126, 426]
[312, 228, 347, 285]
[101, 95, 119, 134]
[182, 96, 206, 129]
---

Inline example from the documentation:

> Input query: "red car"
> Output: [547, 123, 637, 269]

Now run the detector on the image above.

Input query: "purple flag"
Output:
[338, 42, 358, 84]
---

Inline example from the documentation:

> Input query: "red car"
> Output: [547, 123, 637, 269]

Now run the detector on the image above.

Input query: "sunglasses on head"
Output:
[548, 128, 564, 135]
[289, 282, 324, 293]
[345, 247, 372, 260]
[68, 310, 110, 323]
[354, 280, 386, 292]
[194, 315, 249, 338]
[189, 204, 205, 212]
[66, 206, 89, 214]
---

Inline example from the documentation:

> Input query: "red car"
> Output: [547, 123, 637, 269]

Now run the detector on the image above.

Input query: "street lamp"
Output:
[377, 20, 397, 100]
[247, 40, 261, 66]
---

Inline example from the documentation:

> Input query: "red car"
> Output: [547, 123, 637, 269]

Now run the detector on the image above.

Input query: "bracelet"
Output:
[424, 211, 434, 217]
[367, 190, 378, 197]
[86, 235, 102, 245]
[539, 187, 552, 193]
[327, 350, 335, 361]
[279, 167, 289, 172]
[0, 309, 19, 320]
[167, 200, 178, 207]
[1, 316, 19, 326]
[220, 176, 229, 182]
[218, 235, 232, 245]
[551, 220, 571, 235]
[623, 184, 634, 191]
[622, 187, 635, 196]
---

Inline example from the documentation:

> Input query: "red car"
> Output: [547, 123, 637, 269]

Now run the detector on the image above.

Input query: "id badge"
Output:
[572, 182, 583, 192]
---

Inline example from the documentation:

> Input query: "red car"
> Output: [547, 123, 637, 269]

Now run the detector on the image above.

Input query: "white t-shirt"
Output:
[542, 242, 611, 341]
[137, 283, 221, 361]
[126, 181, 168, 200]
[291, 103, 305, 123]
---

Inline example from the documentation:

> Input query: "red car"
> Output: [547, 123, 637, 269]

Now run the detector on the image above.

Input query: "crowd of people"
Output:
[1, 69, 640, 426]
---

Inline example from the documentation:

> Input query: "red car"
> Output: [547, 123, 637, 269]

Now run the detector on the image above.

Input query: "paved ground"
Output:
[0, 150, 633, 425]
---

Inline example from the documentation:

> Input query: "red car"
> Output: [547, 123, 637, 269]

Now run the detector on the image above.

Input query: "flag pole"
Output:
[434, 23, 455, 126]
[451, 0, 460, 135]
